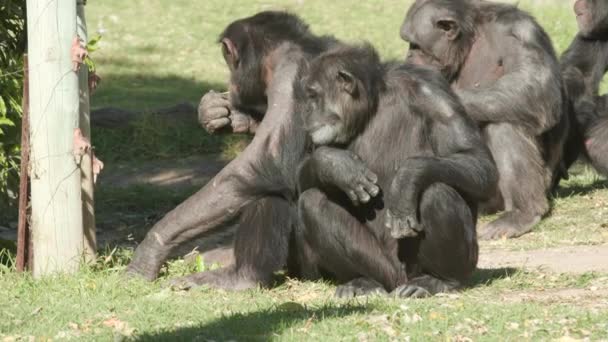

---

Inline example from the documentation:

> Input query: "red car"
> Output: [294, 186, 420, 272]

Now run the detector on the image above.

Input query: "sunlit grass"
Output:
[1, 1, 607, 340]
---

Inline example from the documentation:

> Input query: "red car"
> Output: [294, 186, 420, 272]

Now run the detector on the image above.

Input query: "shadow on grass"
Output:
[136, 304, 370, 341]
[553, 178, 608, 198]
[91, 72, 226, 112]
[95, 185, 198, 241]
[467, 267, 519, 288]
[0, 241, 16, 271]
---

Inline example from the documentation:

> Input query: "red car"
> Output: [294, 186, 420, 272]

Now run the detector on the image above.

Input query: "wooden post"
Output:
[77, 0, 97, 262]
[16, 55, 30, 273]
[26, 0, 84, 277]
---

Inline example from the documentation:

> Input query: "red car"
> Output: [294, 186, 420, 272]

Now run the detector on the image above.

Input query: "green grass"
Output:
[1, 256, 607, 341]
[93, 113, 250, 163]
[2, 0, 608, 340]
[87, 0, 579, 112]
[86, 0, 596, 163]
[481, 165, 608, 251]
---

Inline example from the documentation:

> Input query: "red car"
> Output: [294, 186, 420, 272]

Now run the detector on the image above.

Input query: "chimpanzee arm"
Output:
[456, 23, 563, 135]
[385, 72, 498, 236]
[561, 37, 608, 129]
[298, 147, 379, 205]
[561, 37, 608, 98]
[127, 45, 302, 280]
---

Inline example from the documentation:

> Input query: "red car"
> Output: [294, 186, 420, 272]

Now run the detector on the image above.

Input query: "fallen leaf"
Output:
[102, 316, 135, 337]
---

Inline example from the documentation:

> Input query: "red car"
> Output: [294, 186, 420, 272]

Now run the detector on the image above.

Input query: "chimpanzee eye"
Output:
[409, 43, 421, 50]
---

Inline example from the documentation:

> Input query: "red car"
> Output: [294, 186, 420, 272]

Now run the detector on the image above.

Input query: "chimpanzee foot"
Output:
[385, 209, 421, 239]
[479, 214, 540, 240]
[392, 284, 431, 298]
[167, 267, 259, 291]
[125, 257, 163, 281]
[392, 274, 459, 298]
[335, 278, 388, 299]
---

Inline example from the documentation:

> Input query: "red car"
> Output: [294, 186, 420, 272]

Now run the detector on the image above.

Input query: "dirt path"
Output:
[479, 244, 608, 274]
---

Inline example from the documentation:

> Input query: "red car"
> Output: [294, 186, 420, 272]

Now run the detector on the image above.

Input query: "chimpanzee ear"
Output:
[436, 18, 459, 40]
[221, 38, 239, 67]
[338, 70, 358, 95]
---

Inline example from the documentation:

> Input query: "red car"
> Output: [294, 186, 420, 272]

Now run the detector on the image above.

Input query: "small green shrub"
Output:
[0, 0, 26, 223]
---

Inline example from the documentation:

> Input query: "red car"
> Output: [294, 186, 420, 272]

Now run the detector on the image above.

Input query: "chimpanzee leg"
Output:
[298, 189, 405, 297]
[234, 197, 295, 283]
[585, 116, 608, 176]
[168, 197, 294, 290]
[479, 123, 550, 240]
[127, 51, 301, 281]
[126, 160, 259, 281]
[393, 183, 477, 298]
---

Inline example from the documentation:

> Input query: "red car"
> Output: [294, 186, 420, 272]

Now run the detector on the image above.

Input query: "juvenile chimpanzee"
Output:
[401, 0, 569, 240]
[127, 12, 339, 288]
[560, 0, 608, 177]
[296, 44, 497, 297]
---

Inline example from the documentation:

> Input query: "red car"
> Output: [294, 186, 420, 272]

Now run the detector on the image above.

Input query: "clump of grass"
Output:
[94, 114, 250, 163]
[0, 247, 15, 274]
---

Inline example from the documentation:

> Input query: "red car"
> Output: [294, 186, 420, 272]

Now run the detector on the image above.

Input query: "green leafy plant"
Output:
[83, 33, 102, 73]
[0, 0, 26, 223]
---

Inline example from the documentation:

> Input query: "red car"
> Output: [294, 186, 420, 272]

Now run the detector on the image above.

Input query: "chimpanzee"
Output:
[401, 0, 569, 240]
[559, 0, 608, 177]
[127, 12, 339, 288]
[296, 44, 497, 297]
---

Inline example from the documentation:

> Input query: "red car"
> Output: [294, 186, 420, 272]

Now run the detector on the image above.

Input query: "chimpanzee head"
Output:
[298, 44, 383, 146]
[400, 0, 475, 82]
[218, 11, 313, 115]
[574, 0, 608, 38]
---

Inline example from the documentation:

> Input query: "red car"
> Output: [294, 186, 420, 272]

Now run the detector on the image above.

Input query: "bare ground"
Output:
[92, 155, 608, 275]
[3, 152, 605, 276]
[479, 244, 608, 274]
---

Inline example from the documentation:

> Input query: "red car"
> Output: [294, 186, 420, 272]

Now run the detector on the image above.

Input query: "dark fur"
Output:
[127, 12, 338, 288]
[573, 0, 608, 39]
[296, 45, 497, 297]
[401, 0, 568, 240]
[559, 0, 608, 179]
[220, 12, 337, 117]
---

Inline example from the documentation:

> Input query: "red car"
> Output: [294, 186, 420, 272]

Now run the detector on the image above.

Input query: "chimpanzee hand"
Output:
[312, 147, 380, 205]
[385, 164, 422, 239]
[198, 90, 232, 133]
[229, 111, 259, 134]
[198, 90, 258, 134]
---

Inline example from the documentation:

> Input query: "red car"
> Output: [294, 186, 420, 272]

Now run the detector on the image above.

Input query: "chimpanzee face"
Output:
[574, 0, 608, 38]
[300, 56, 371, 146]
[400, 0, 469, 81]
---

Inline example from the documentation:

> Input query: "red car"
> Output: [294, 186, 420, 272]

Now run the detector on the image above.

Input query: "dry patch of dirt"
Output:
[479, 244, 608, 274]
